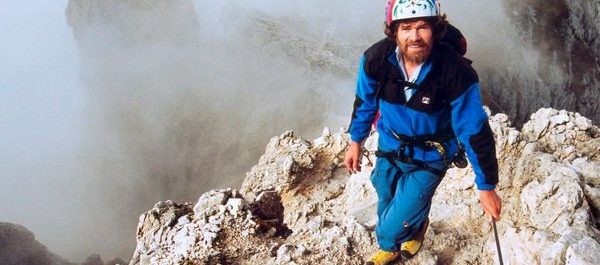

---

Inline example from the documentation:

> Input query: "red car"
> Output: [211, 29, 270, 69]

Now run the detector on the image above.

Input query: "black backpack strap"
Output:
[363, 38, 398, 101]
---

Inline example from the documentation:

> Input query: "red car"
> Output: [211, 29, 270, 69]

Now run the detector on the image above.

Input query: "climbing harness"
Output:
[375, 149, 445, 176]
[375, 126, 468, 174]
[362, 148, 374, 167]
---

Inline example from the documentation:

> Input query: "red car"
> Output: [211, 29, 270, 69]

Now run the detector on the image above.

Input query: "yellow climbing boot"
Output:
[400, 219, 429, 259]
[400, 239, 422, 259]
[365, 249, 400, 265]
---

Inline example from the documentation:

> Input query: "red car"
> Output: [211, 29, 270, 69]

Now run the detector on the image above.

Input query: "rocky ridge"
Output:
[130, 108, 600, 265]
[0, 223, 74, 265]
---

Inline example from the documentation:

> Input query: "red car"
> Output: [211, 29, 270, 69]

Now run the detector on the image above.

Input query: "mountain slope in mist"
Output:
[248, 12, 359, 77]
[483, 0, 600, 126]
[0, 223, 74, 265]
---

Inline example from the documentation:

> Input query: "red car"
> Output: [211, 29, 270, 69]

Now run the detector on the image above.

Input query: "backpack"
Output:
[443, 24, 468, 57]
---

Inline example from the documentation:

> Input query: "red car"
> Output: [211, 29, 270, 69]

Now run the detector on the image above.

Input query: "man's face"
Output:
[396, 19, 434, 64]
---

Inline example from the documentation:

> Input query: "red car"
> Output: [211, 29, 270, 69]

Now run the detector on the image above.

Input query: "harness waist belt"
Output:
[375, 150, 445, 176]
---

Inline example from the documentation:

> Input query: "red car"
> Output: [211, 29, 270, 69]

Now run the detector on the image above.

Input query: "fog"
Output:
[0, 0, 90, 259]
[0, 0, 595, 262]
[62, 1, 373, 260]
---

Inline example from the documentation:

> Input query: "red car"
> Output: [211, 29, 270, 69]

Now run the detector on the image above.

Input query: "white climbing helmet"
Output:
[385, 0, 440, 26]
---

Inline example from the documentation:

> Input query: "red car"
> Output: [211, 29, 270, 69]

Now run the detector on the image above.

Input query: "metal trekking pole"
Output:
[492, 218, 504, 265]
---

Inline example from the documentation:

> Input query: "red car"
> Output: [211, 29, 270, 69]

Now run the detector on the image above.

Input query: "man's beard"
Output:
[400, 40, 431, 64]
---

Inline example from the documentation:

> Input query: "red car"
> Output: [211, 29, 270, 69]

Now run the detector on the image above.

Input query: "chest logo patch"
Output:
[422, 97, 431, 105]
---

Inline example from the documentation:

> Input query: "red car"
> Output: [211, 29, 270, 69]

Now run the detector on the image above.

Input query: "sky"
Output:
[0, 0, 94, 259]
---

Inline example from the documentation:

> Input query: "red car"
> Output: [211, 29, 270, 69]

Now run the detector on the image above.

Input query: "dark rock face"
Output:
[82, 254, 103, 265]
[0, 222, 73, 265]
[106, 258, 127, 265]
[486, 0, 600, 126]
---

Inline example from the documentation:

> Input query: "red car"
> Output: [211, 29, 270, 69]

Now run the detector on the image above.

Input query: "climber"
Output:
[344, 1, 502, 264]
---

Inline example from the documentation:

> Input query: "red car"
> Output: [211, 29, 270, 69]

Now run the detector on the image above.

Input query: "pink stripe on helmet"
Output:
[386, 0, 396, 26]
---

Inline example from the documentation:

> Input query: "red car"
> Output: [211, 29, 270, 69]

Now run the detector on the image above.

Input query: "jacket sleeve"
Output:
[450, 82, 499, 190]
[349, 55, 379, 143]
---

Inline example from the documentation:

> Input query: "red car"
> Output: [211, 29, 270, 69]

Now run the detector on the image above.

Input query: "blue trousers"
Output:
[370, 156, 446, 251]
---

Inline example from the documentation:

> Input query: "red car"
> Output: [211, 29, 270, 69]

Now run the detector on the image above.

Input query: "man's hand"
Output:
[344, 141, 362, 174]
[480, 189, 502, 222]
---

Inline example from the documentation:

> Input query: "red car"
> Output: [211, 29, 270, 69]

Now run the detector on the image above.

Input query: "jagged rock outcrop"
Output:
[130, 108, 600, 264]
[0, 222, 74, 265]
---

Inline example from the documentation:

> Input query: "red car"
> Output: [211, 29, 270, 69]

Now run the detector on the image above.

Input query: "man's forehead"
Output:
[398, 19, 430, 27]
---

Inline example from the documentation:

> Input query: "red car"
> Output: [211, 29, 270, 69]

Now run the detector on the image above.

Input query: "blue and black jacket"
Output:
[350, 38, 498, 190]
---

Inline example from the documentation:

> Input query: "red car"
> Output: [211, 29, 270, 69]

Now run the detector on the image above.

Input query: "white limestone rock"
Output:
[521, 163, 584, 233]
[566, 236, 600, 265]
[130, 109, 600, 265]
[571, 158, 600, 186]
[240, 131, 315, 200]
[575, 116, 593, 131]
[551, 113, 570, 126]
[342, 168, 378, 228]
[193, 189, 232, 217]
